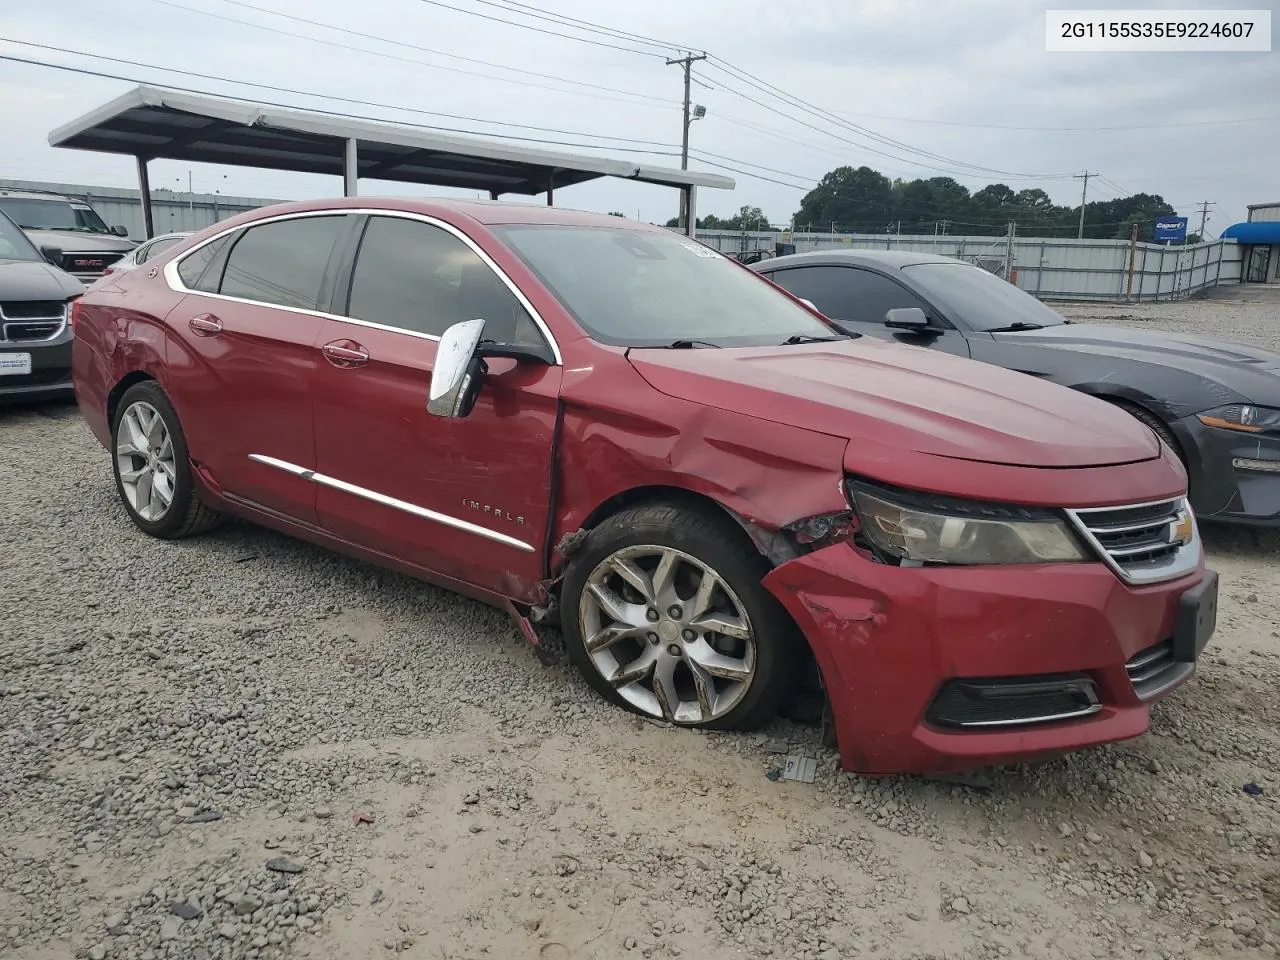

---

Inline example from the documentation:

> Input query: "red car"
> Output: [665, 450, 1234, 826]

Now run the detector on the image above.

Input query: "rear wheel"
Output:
[561, 502, 797, 730]
[111, 381, 223, 539]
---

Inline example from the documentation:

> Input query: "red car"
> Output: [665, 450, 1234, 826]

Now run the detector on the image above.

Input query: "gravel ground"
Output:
[3, 292, 1279, 960]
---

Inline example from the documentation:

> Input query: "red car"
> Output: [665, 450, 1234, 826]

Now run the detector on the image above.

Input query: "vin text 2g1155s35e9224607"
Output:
[71, 197, 1218, 775]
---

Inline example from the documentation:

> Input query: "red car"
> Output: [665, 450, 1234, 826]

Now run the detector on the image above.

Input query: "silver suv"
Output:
[0, 189, 136, 284]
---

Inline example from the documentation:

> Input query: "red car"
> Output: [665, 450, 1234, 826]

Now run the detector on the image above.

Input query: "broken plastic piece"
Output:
[781, 754, 817, 783]
[1243, 782, 1263, 796]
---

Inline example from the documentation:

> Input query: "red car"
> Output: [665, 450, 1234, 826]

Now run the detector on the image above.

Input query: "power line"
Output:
[193, 0, 673, 105]
[411, 0, 669, 57]
[0, 43, 682, 155]
[145, 0, 669, 109]
[702, 58, 1073, 181]
[431, 0, 689, 54]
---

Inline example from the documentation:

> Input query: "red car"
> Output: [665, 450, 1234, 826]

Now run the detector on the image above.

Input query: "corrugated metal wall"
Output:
[1248, 203, 1280, 223]
[0, 179, 283, 240]
[691, 229, 1242, 302]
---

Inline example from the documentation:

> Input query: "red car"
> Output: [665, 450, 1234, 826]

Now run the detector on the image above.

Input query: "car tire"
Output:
[111, 380, 223, 539]
[561, 501, 798, 731]
[1110, 399, 1185, 465]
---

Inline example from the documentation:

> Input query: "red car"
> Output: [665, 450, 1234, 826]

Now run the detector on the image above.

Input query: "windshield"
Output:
[902, 261, 1067, 331]
[0, 197, 112, 235]
[492, 225, 840, 347]
[0, 211, 41, 262]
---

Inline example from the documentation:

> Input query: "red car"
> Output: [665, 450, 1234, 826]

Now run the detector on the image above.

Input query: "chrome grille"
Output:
[0, 301, 66, 342]
[1126, 639, 1194, 700]
[1066, 497, 1200, 585]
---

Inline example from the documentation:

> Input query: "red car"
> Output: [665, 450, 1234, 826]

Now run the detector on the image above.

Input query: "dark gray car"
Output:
[0, 209, 83, 403]
[753, 249, 1280, 528]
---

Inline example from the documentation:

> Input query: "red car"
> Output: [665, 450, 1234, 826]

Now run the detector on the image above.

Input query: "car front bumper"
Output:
[0, 329, 74, 404]
[763, 545, 1214, 776]
[1172, 413, 1280, 527]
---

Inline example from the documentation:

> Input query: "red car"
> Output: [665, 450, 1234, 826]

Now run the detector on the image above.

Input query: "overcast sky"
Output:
[1, 0, 1276, 234]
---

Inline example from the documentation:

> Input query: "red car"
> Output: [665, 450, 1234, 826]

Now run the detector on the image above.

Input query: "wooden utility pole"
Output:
[1196, 200, 1215, 239]
[667, 52, 707, 230]
[1073, 170, 1097, 239]
[1125, 222, 1139, 300]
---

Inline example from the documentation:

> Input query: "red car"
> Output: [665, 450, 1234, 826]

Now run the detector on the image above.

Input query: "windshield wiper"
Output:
[663, 339, 723, 349]
[986, 322, 1045, 332]
[780, 333, 848, 345]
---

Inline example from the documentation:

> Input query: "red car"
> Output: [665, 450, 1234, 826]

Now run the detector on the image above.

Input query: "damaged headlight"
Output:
[848, 481, 1087, 566]
[1197, 403, 1280, 436]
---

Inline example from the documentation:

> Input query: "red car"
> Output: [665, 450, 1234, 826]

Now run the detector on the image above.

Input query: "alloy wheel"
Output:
[116, 400, 176, 522]
[578, 544, 757, 724]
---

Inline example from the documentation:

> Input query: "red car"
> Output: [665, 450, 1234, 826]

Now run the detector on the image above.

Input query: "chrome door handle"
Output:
[322, 340, 370, 367]
[188, 314, 223, 336]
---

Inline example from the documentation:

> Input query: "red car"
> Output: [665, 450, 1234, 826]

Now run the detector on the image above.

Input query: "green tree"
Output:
[794, 166, 894, 232]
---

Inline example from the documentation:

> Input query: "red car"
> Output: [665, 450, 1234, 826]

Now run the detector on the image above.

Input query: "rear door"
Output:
[165, 213, 352, 524]
[764, 264, 971, 357]
[309, 212, 562, 597]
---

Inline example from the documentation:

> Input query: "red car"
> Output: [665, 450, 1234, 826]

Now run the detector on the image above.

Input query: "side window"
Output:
[138, 236, 182, 264]
[768, 266, 930, 325]
[176, 233, 233, 292]
[346, 216, 541, 345]
[220, 216, 346, 310]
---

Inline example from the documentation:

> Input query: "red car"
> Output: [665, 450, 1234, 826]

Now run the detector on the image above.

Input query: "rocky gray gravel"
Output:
[2, 293, 1278, 960]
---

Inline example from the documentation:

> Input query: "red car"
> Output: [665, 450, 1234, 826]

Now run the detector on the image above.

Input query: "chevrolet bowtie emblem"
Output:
[1168, 511, 1194, 546]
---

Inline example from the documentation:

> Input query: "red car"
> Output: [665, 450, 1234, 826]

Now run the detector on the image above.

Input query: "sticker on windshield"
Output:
[677, 242, 719, 258]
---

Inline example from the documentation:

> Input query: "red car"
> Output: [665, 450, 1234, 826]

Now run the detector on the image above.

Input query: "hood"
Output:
[998, 322, 1280, 406]
[0, 258, 85, 300]
[627, 338, 1161, 469]
[21, 229, 137, 253]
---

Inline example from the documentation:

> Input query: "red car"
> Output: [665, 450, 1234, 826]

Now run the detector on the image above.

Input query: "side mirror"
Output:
[39, 245, 63, 266]
[884, 307, 930, 331]
[428, 318, 487, 418]
[110, 225, 130, 237]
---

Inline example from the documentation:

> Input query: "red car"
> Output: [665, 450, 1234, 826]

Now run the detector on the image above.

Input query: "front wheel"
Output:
[561, 503, 797, 730]
[111, 380, 223, 539]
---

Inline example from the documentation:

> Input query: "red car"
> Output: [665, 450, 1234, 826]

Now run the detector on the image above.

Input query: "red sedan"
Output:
[71, 197, 1218, 775]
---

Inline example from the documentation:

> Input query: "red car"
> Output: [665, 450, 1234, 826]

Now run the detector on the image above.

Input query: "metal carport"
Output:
[47, 85, 733, 239]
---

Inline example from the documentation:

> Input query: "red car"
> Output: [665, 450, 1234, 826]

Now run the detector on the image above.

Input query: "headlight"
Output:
[1197, 403, 1280, 435]
[848, 482, 1087, 566]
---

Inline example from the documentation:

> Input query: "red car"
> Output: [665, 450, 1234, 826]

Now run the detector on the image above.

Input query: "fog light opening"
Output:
[1232, 457, 1280, 474]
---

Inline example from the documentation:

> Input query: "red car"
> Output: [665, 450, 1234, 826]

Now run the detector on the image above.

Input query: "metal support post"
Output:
[343, 138, 359, 197]
[135, 156, 154, 239]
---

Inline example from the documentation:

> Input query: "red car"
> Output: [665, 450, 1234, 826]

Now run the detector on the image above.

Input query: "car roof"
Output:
[0, 189, 78, 202]
[226, 196, 664, 231]
[759, 249, 963, 271]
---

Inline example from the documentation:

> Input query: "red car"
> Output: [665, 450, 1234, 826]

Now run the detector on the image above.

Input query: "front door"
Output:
[165, 213, 352, 524]
[310, 213, 561, 598]
[1245, 245, 1272, 284]
[764, 264, 972, 357]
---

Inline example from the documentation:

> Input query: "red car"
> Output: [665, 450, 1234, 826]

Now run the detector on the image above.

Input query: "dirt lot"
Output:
[2, 294, 1278, 960]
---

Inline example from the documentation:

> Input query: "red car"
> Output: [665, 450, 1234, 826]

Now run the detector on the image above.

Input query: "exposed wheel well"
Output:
[567, 485, 826, 725]
[107, 372, 157, 428]
[1098, 395, 1186, 465]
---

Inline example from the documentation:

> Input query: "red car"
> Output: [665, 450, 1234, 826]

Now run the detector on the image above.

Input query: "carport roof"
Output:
[1221, 221, 1280, 245]
[47, 85, 735, 197]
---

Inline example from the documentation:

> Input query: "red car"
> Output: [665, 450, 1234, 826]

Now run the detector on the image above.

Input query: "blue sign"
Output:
[1153, 217, 1188, 243]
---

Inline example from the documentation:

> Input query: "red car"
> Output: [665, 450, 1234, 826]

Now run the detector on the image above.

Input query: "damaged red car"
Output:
[71, 198, 1218, 775]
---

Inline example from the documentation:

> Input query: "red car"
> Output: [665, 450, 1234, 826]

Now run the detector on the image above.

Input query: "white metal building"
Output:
[1221, 202, 1280, 283]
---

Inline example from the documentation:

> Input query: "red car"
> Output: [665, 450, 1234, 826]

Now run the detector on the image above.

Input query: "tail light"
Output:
[68, 297, 83, 331]
[102, 265, 115, 276]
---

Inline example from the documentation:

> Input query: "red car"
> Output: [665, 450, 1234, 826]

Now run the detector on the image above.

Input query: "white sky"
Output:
[1, 0, 1277, 234]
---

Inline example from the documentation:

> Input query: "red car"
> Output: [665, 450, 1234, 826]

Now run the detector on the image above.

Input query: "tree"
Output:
[607, 211, 626, 217]
[794, 166, 893, 232]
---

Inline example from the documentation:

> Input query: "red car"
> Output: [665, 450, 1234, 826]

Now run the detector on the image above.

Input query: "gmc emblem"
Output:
[74, 258, 103, 268]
